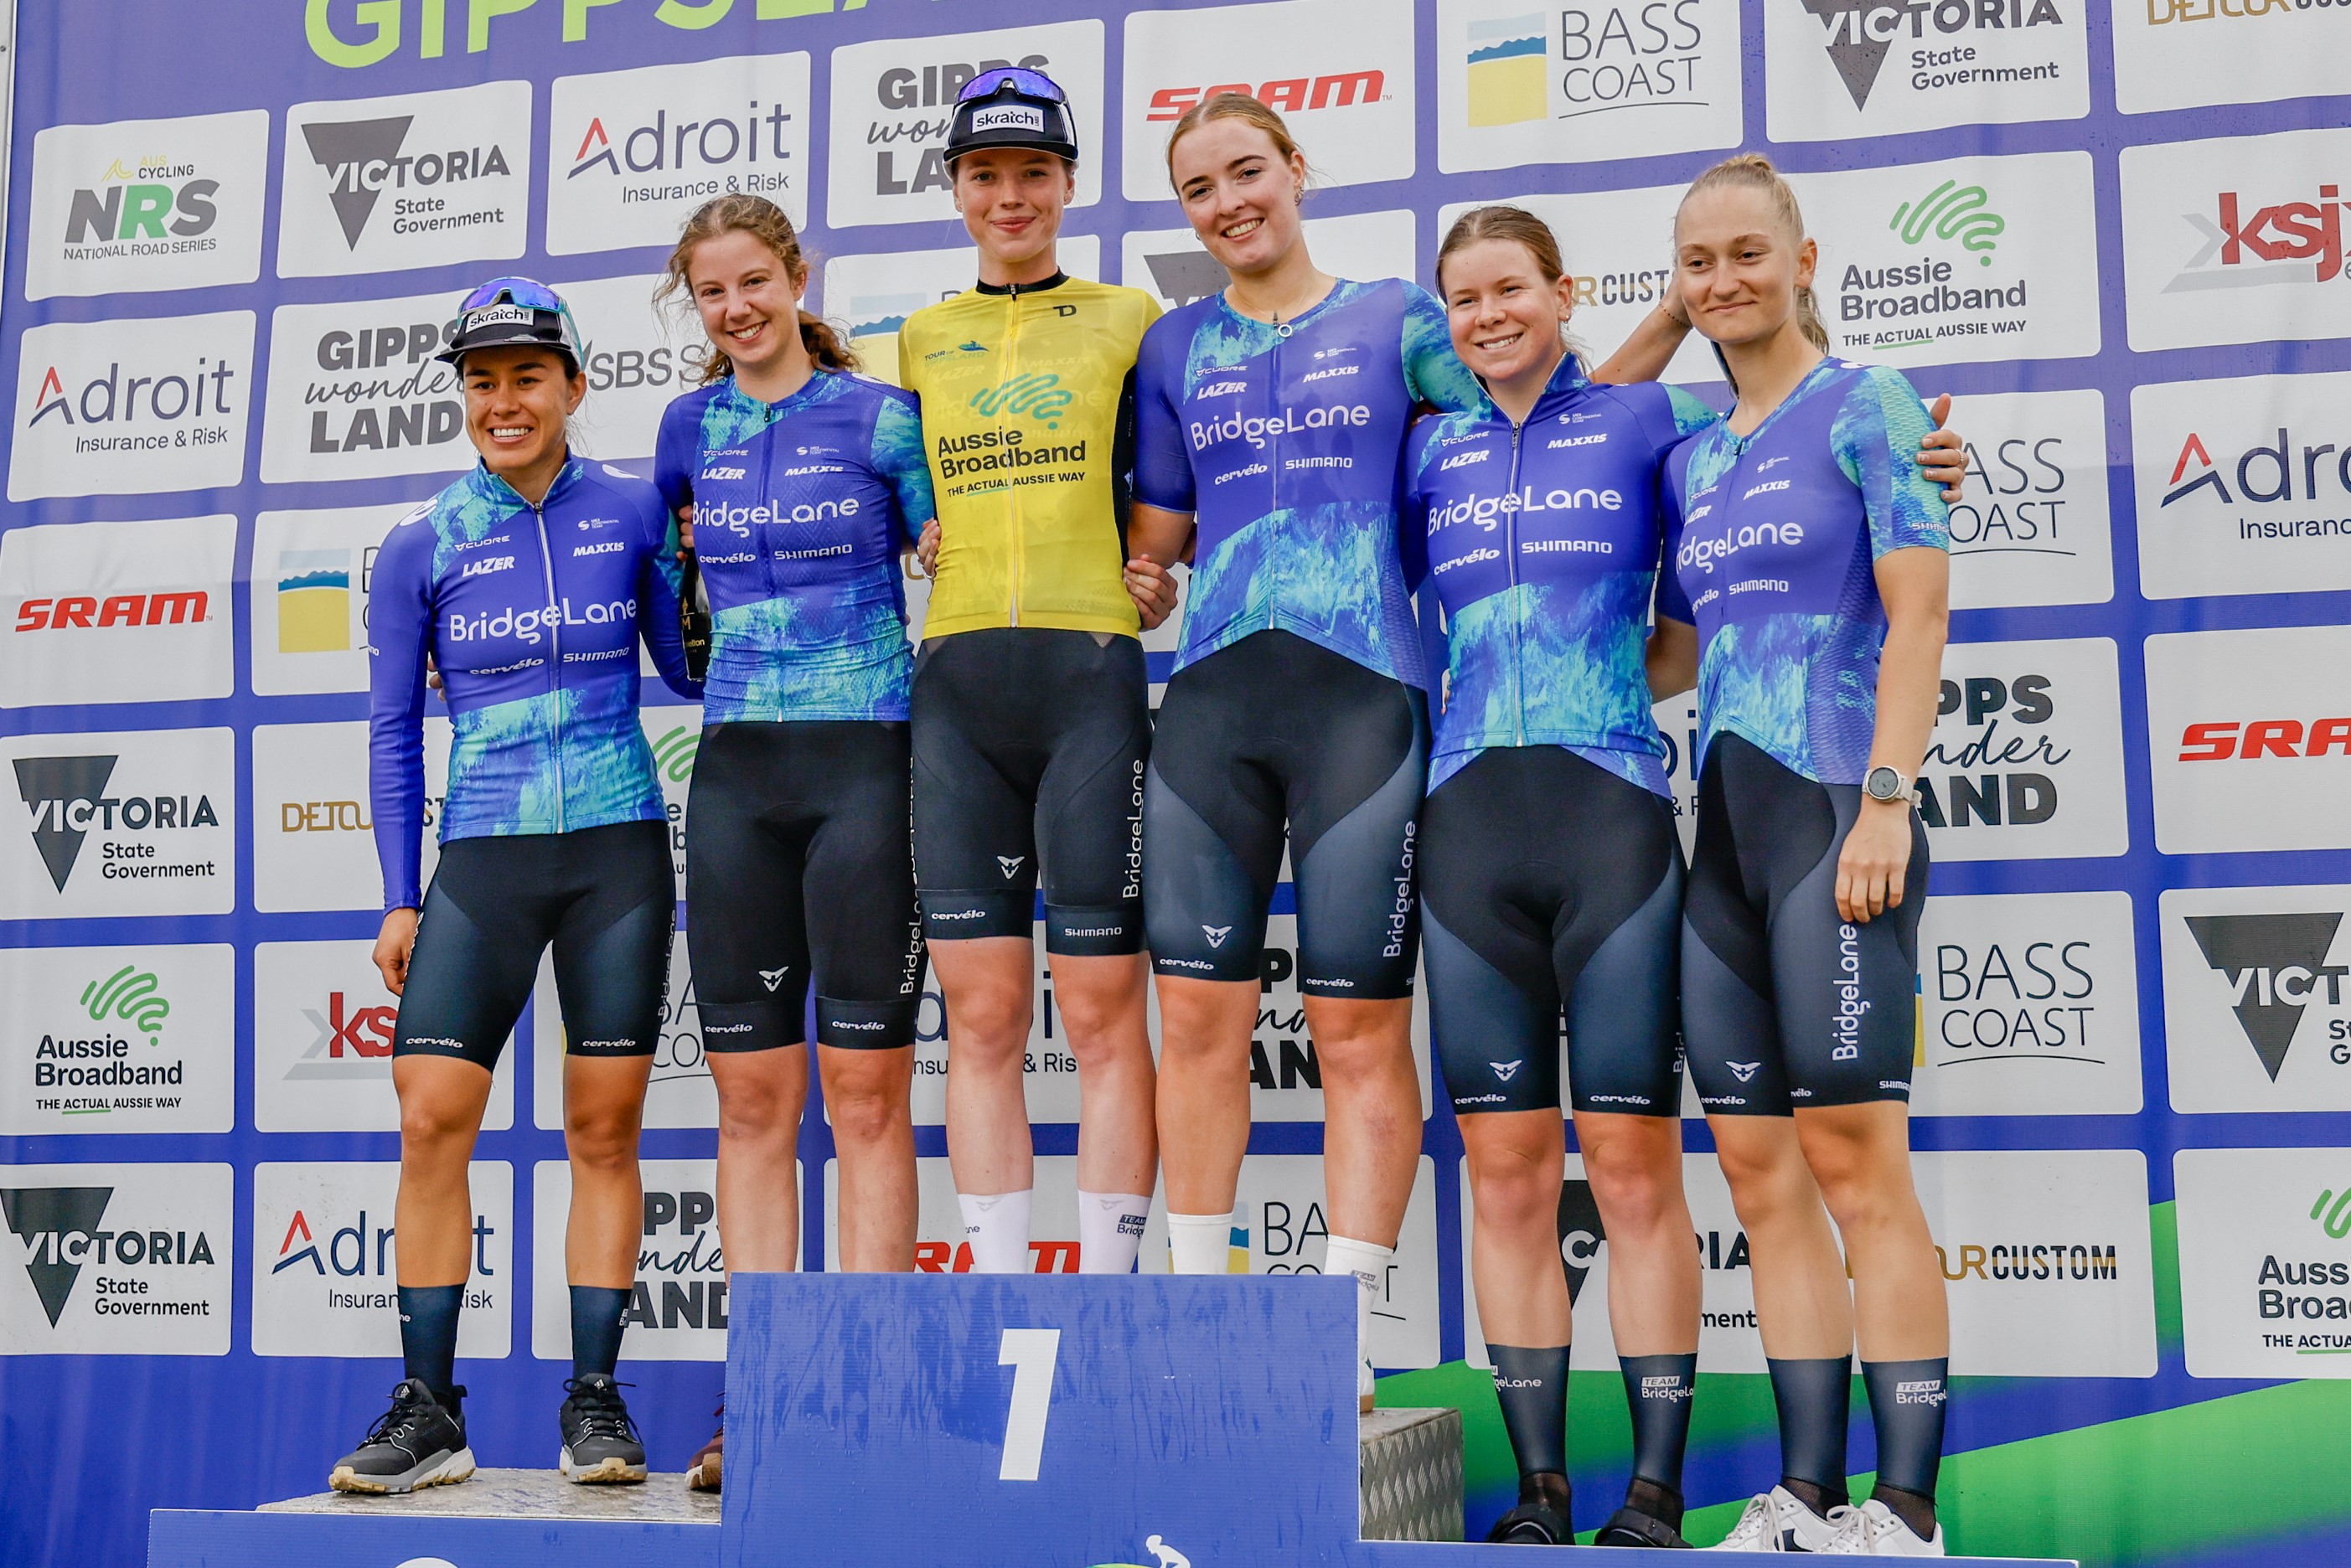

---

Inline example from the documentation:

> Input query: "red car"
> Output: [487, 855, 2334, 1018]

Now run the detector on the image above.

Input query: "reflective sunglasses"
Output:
[459, 276, 566, 314]
[957, 67, 1067, 105]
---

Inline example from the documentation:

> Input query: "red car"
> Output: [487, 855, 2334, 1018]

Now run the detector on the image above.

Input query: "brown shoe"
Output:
[686, 1407, 722, 1492]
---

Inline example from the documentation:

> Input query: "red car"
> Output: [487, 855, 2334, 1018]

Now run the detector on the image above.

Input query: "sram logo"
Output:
[16, 592, 208, 632]
[1145, 70, 1387, 121]
[2178, 718, 2351, 761]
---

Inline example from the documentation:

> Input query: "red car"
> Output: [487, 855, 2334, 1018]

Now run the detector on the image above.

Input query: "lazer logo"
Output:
[1199, 380, 1248, 399]
[459, 555, 515, 578]
[1145, 71, 1386, 121]
[1440, 448, 1491, 470]
[2183, 911, 2348, 1081]
[299, 116, 511, 250]
[1799, 0, 2065, 111]
[16, 592, 209, 631]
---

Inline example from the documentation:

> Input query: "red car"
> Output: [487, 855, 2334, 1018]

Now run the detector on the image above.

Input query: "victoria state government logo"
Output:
[2184, 911, 2351, 1081]
[1799, 0, 2067, 110]
[13, 753, 220, 892]
[0, 1184, 216, 1327]
[299, 114, 512, 250]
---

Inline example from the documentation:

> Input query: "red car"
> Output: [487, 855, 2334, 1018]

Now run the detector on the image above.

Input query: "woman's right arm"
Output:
[366, 511, 434, 993]
[1124, 325, 1199, 624]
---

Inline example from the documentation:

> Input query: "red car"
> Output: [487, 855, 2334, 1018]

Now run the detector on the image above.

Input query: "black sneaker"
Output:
[1594, 1504, 1691, 1548]
[559, 1374, 648, 1484]
[1487, 1473, 1574, 1545]
[330, 1380, 474, 1494]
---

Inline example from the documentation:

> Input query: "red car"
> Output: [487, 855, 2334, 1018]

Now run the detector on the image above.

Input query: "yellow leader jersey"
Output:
[897, 276, 1160, 640]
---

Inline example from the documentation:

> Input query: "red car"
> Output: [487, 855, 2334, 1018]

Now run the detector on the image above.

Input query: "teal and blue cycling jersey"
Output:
[1659, 356, 1951, 787]
[367, 456, 700, 913]
[654, 370, 934, 725]
[1132, 277, 1484, 688]
[1405, 358, 1719, 797]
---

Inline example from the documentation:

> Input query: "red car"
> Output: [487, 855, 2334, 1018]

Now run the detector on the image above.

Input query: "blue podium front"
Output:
[721, 1271, 1360, 1568]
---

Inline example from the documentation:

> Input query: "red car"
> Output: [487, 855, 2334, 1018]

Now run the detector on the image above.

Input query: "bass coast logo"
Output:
[831, 22, 1103, 228]
[1799, 152, 2098, 365]
[27, 110, 268, 299]
[549, 54, 810, 255]
[1918, 637, 2127, 862]
[261, 291, 464, 484]
[279, 82, 530, 278]
[1124, 0, 1413, 196]
[1765, 0, 2085, 141]
[1439, 0, 1739, 173]
[0, 1165, 231, 1354]
[1944, 389, 2112, 611]
[2134, 372, 2351, 601]
[9, 312, 254, 502]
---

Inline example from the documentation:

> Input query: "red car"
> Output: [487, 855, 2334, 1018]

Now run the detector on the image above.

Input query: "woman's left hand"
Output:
[1916, 394, 1967, 503]
[1125, 554, 1181, 631]
[1835, 797, 1915, 924]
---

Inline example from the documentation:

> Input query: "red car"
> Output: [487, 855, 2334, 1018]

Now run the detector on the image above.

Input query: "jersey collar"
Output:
[468, 451, 584, 512]
[975, 271, 1068, 297]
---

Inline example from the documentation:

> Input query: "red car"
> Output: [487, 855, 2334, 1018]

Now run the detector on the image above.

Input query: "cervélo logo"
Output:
[26, 110, 268, 300]
[278, 82, 530, 279]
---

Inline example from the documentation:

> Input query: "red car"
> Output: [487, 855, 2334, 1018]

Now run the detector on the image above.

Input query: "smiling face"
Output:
[1170, 117, 1307, 280]
[1441, 237, 1574, 386]
[688, 228, 805, 379]
[1673, 183, 1817, 349]
[952, 147, 1074, 274]
[461, 343, 583, 482]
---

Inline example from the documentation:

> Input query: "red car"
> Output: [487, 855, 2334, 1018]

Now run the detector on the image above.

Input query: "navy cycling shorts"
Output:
[1681, 734, 1929, 1116]
[394, 819, 674, 1072]
[1144, 629, 1426, 998]
[1422, 746, 1683, 1117]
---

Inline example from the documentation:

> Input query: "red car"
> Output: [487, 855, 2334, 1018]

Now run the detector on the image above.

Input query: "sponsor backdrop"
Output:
[1, 1, 2347, 1565]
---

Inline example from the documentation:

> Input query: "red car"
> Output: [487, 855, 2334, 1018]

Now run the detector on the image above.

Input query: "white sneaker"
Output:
[1708, 1486, 1843, 1551]
[1820, 1498, 1945, 1555]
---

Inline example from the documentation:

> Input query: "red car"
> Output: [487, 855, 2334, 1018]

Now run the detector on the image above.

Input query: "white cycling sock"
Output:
[1077, 1190, 1152, 1275]
[1323, 1235, 1394, 1373]
[1166, 1210, 1235, 1275]
[957, 1189, 1033, 1274]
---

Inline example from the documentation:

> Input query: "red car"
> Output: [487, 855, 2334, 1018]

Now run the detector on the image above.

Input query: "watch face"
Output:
[1866, 766, 1901, 800]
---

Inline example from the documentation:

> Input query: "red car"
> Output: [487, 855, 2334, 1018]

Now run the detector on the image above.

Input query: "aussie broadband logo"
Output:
[968, 373, 1074, 426]
[1838, 181, 2022, 335]
[32, 967, 183, 1099]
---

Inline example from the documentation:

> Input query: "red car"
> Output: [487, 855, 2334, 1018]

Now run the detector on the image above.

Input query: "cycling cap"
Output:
[944, 66, 1079, 166]
[437, 276, 585, 370]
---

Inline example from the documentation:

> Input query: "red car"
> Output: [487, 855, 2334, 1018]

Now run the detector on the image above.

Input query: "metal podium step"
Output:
[1359, 1407, 1465, 1542]
[257, 1467, 719, 1523]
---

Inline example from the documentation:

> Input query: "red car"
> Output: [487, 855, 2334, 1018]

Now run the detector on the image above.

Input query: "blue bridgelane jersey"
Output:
[368, 456, 700, 913]
[1659, 357, 1951, 787]
[654, 370, 934, 725]
[1405, 358, 1720, 797]
[1133, 277, 1484, 688]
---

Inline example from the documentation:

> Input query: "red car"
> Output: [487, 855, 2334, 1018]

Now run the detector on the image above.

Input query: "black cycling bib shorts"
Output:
[686, 721, 927, 1053]
[1144, 630, 1426, 998]
[393, 819, 674, 1071]
[911, 627, 1150, 956]
[1421, 746, 1685, 1118]
[1681, 733, 1929, 1115]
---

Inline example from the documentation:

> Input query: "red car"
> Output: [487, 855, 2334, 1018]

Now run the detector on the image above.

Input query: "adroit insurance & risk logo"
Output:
[277, 81, 530, 278]
[2131, 369, 2351, 601]
[252, 1162, 510, 1358]
[550, 53, 812, 251]
[8, 312, 254, 502]
[24, 109, 268, 299]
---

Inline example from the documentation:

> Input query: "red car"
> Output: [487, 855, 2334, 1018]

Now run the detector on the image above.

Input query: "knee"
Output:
[565, 1106, 643, 1174]
[827, 1081, 906, 1149]
[1584, 1142, 1682, 1235]
[1468, 1148, 1553, 1232]
[716, 1078, 802, 1147]
[944, 990, 1031, 1060]
[1051, 983, 1141, 1055]
[1713, 1142, 1818, 1229]
[399, 1094, 478, 1155]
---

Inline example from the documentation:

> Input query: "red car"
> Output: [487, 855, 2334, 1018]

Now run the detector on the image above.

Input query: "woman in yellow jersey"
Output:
[896, 69, 1171, 1275]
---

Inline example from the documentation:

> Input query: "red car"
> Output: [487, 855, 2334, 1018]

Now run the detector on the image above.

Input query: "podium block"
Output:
[721, 1271, 1360, 1568]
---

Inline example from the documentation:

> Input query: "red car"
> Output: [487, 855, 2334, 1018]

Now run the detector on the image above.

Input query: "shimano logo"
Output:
[1439, 448, 1491, 470]
[573, 541, 623, 557]
[459, 555, 514, 577]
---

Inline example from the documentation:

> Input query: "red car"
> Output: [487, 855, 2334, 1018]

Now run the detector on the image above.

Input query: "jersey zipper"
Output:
[1506, 418, 1527, 748]
[1005, 292, 1023, 627]
[759, 405, 779, 604]
[532, 497, 566, 835]
[1269, 320, 1285, 622]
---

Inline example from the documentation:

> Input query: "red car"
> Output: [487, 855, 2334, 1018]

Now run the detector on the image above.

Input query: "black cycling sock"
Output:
[1619, 1353, 1697, 1504]
[571, 1285, 633, 1380]
[1863, 1357, 1947, 1529]
[1767, 1355, 1852, 1514]
[1489, 1344, 1571, 1480]
[397, 1284, 464, 1407]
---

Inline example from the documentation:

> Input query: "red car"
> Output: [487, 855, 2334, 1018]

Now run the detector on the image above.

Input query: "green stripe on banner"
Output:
[2151, 1199, 2185, 1359]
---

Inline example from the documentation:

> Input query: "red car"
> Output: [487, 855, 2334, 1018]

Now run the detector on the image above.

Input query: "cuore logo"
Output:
[651, 725, 698, 784]
[969, 372, 1075, 427]
[83, 964, 168, 1047]
[2314, 1187, 2351, 1242]
[1891, 180, 2004, 267]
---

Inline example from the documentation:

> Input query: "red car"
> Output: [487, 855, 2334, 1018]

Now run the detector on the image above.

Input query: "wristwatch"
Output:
[1863, 765, 1920, 807]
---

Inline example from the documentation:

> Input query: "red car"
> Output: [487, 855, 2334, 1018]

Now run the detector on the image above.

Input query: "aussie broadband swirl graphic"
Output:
[83, 964, 168, 1047]
[1893, 178, 2006, 266]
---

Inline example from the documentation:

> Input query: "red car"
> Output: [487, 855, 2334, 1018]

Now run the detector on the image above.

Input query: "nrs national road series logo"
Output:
[25, 109, 267, 299]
